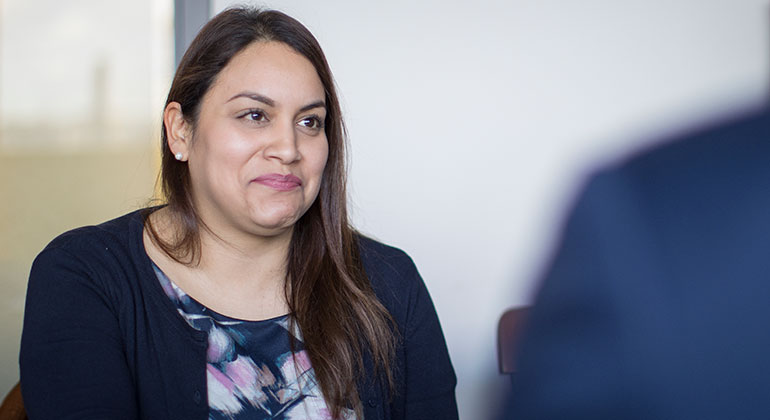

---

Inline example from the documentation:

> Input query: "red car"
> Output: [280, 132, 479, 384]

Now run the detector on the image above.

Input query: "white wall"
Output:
[212, 1, 769, 418]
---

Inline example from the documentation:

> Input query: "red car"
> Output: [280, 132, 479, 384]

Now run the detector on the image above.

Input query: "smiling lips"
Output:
[252, 173, 303, 191]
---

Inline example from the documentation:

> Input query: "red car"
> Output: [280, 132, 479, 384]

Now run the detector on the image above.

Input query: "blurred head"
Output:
[158, 7, 346, 247]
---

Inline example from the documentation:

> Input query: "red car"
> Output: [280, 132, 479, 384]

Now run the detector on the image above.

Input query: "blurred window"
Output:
[0, 0, 173, 393]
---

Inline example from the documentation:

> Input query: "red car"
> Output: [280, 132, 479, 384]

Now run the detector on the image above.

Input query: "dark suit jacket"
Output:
[507, 108, 770, 419]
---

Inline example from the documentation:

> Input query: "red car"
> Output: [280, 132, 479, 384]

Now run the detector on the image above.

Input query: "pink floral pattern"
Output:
[153, 264, 357, 420]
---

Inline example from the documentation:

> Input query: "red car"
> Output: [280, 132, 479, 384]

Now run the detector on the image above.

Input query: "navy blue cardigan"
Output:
[20, 209, 458, 419]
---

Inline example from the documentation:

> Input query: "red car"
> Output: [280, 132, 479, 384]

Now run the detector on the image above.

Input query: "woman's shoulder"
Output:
[32, 208, 150, 280]
[25, 209, 155, 324]
[41, 209, 146, 252]
[355, 234, 425, 306]
[356, 235, 417, 276]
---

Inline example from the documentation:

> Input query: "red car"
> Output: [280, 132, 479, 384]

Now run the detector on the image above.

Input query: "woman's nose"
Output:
[264, 120, 300, 163]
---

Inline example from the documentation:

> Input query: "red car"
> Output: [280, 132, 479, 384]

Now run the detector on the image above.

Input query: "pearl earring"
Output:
[175, 152, 183, 161]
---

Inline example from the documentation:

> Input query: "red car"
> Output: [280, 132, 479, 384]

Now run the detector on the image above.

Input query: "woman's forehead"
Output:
[207, 41, 325, 106]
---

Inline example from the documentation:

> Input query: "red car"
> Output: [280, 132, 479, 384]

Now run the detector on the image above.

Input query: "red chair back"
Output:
[0, 382, 27, 420]
[498, 307, 530, 374]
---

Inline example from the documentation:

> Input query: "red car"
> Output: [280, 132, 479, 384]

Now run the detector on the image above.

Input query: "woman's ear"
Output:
[163, 102, 191, 161]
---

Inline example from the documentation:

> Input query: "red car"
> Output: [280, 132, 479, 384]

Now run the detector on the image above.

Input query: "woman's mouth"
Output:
[251, 173, 303, 191]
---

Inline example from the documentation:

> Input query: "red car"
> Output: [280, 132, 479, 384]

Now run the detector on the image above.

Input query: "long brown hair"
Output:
[145, 7, 396, 418]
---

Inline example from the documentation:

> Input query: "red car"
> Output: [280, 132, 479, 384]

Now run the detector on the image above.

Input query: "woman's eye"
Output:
[298, 116, 323, 129]
[239, 109, 267, 122]
[246, 111, 266, 121]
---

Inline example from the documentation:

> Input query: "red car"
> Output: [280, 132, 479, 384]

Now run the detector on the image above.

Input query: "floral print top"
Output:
[152, 263, 357, 420]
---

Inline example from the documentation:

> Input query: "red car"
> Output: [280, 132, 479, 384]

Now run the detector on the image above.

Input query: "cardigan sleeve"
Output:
[358, 236, 458, 420]
[401, 261, 458, 419]
[20, 244, 139, 420]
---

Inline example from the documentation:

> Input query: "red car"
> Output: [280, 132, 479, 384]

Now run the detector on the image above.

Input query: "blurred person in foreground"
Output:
[505, 105, 770, 419]
[20, 7, 457, 420]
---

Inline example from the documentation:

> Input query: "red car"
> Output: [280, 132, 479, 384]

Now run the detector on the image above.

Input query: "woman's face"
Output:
[176, 41, 329, 240]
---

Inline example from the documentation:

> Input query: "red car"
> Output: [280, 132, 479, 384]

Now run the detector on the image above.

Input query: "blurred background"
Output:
[1, 0, 768, 418]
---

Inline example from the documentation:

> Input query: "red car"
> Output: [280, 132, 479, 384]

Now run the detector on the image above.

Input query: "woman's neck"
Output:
[196, 223, 291, 289]
[144, 206, 292, 321]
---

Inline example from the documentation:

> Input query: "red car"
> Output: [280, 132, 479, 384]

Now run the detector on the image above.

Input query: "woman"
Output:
[20, 7, 457, 420]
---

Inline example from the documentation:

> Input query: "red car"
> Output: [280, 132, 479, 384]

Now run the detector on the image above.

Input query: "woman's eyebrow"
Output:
[227, 91, 275, 106]
[226, 92, 325, 113]
[299, 101, 326, 113]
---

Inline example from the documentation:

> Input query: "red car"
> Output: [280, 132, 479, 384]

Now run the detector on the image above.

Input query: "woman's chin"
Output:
[245, 215, 298, 237]
[247, 204, 307, 228]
